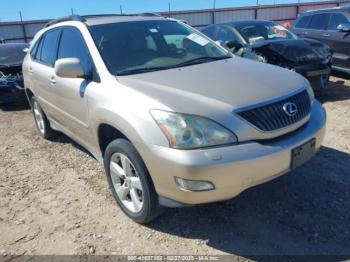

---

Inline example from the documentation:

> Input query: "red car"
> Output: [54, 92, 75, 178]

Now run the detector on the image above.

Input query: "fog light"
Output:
[175, 177, 215, 192]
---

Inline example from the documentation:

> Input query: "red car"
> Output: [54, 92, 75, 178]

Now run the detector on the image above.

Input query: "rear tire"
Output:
[104, 139, 163, 224]
[31, 96, 56, 139]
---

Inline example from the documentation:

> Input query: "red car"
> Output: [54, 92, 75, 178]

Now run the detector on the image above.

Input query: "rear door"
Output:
[305, 13, 331, 42]
[29, 28, 61, 117]
[293, 15, 312, 38]
[326, 12, 350, 69]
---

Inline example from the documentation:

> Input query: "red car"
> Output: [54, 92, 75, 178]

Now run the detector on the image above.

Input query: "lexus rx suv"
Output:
[23, 14, 326, 223]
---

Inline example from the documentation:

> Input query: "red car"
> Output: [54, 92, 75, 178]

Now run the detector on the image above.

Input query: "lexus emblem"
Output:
[283, 102, 298, 117]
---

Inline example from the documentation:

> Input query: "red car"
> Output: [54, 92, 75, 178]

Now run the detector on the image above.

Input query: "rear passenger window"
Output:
[295, 15, 312, 29]
[328, 13, 349, 30]
[308, 13, 331, 30]
[40, 29, 61, 66]
[57, 27, 93, 76]
[30, 39, 40, 58]
[34, 37, 44, 61]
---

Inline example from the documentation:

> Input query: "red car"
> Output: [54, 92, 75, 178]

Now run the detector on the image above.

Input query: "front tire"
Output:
[104, 139, 163, 224]
[31, 96, 56, 139]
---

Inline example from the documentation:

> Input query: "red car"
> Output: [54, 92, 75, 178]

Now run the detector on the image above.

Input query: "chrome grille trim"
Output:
[236, 89, 311, 132]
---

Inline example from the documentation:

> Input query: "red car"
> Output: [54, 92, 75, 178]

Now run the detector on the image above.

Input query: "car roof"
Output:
[303, 5, 350, 15]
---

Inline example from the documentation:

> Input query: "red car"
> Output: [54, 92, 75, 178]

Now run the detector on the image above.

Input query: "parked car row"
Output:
[1, 6, 349, 106]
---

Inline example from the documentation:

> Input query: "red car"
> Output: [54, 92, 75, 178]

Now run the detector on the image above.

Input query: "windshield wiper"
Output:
[116, 66, 176, 76]
[175, 56, 231, 67]
[116, 56, 231, 76]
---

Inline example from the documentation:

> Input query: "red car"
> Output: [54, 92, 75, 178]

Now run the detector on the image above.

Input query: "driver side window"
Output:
[328, 13, 349, 30]
[57, 27, 93, 77]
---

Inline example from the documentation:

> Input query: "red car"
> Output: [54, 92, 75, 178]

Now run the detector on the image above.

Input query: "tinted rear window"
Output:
[295, 15, 312, 29]
[308, 13, 331, 30]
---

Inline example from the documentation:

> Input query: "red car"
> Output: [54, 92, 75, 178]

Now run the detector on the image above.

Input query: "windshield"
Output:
[0, 44, 27, 66]
[89, 20, 230, 75]
[235, 22, 297, 44]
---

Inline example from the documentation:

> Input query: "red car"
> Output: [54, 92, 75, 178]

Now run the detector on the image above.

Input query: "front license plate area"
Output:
[291, 138, 316, 170]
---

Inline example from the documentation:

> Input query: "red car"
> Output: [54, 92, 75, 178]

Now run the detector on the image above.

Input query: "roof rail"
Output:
[45, 13, 166, 28]
[45, 15, 85, 27]
[138, 13, 163, 17]
[81, 14, 136, 19]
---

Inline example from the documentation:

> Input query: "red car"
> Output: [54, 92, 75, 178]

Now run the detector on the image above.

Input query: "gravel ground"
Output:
[0, 73, 349, 259]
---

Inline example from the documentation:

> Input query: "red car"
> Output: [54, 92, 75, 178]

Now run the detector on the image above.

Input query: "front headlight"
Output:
[151, 110, 237, 149]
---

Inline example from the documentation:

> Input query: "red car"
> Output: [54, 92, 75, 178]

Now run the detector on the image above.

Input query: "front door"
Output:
[53, 27, 96, 142]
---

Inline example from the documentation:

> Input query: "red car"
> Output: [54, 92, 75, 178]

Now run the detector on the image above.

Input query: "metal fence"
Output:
[1, 0, 350, 43]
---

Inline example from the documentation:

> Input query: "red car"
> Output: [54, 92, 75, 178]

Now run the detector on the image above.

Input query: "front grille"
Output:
[237, 90, 311, 132]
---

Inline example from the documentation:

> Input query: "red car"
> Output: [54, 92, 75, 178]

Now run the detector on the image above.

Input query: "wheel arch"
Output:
[97, 123, 132, 158]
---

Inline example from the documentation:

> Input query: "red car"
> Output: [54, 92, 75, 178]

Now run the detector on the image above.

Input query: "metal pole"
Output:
[296, 0, 300, 18]
[168, 3, 171, 18]
[120, 5, 123, 14]
[71, 8, 74, 15]
[255, 0, 259, 20]
[19, 11, 27, 43]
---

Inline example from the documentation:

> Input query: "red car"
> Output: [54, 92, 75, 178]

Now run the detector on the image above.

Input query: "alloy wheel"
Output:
[109, 153, 144, 213]
[33, 101, 45, 135]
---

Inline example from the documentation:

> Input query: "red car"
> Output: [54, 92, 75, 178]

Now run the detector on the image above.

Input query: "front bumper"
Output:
[135, 100, 326, 206]
[295, 64, 331, 90]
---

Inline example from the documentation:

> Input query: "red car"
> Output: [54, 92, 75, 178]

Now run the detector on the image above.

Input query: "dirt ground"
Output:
[0, 73, 349, 259]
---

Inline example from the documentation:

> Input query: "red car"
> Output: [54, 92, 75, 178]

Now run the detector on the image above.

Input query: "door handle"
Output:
[49, 76, 56, 85]
[322, 33, 330, 37]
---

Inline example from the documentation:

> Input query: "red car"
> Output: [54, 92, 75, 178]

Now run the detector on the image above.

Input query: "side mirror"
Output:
[337, 23, 350, 32]
[226, 40, 244, 50]
[55, 58, 85, 79]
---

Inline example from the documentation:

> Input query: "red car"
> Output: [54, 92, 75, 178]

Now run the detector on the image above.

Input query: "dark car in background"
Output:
[201, 20, 333, 90]
[0, 43, 28, 104]
[292, 6, 350, 74]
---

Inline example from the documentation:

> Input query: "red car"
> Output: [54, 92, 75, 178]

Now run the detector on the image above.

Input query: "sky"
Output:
[1, 0, 329, 22]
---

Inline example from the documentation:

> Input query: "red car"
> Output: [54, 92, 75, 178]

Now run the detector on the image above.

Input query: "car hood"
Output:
[117, 56, 307, 113]
[249, 38, 331, 64]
